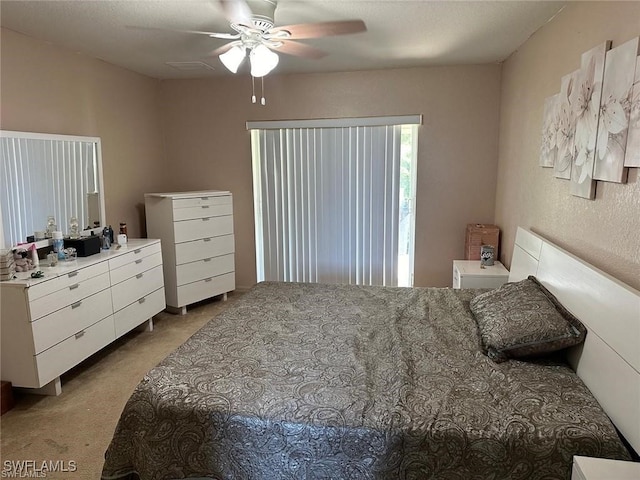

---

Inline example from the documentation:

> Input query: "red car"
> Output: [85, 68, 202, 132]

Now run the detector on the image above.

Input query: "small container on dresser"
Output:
[63, 235, 101, 257]
[144, 190, 235, 315]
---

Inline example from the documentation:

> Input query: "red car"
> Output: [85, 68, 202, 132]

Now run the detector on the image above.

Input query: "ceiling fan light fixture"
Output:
[219, 45, 246, 73]
[250, 44, 279, 77]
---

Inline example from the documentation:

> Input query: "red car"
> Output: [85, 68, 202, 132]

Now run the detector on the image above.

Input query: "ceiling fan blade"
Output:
[207, 32, 241, 40]
[218, 0, 253, 25]
[126, 25, 239, 40]
[270, 20, 367, 40]
[209, 41, 243, 57]
[272, 40, 327, 59]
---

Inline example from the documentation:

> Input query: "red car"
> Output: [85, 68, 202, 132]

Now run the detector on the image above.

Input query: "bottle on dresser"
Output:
[101, 227, 111, 250]
[52, 231, 64, 260]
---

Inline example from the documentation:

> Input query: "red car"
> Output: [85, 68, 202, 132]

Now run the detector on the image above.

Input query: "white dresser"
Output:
[145, 191, 235, 314]
[0, 239, 165, 395]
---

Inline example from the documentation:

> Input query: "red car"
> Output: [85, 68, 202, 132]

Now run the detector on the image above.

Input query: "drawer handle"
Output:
[135, 259, 143, 264]
[204, 278, 212, 282]
[203, 237, 212, 242]
[202, 217, 211, 222]
[136, 273, 144, 279]
[71, 301, 82, 309]
[75, 330, 85, 339]
[68, 271, 78, 278]
[201, 205, 210, 209]
[69, 284, 79, 290]
[138, 297, 146, 304]
[204, 258, 212, 262]
[200, 197, 209, 200]
[134, 249, 142, 254]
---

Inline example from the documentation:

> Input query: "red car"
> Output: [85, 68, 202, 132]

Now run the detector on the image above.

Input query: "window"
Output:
[249, 115, 420, 287]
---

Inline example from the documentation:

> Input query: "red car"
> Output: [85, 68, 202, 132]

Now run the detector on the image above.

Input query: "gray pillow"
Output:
[470, 276, 587, 363]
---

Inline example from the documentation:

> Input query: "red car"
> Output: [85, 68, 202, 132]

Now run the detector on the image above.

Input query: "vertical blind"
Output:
[0, 134, 99, 247]
[249, 115, 421, 286]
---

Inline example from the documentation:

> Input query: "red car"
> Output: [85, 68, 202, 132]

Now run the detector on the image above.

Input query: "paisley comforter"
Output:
[102, 282, 630, 480]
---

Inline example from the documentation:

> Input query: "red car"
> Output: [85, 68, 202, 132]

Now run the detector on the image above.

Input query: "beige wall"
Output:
[4, 4, 638, 293]
[496, 2, 640, 290]
[0, 28, 166, 238]
[159, 65, 502, 289]
[1, 26, 501, 290]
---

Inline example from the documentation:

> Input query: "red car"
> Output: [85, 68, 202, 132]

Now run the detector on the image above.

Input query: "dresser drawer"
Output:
[28, 272, 111, 321]
[172, 203, 233, 221]
[31, 288, 113, 355]
[174, 235, 235, 265]
[34, 315, 115, 388]
[27, 261, 109, 302]
[176, 272, 235, 307]
[172, 195, 231, 209]
[176, 254, 235, 286]
[111, 264, 164, 312]
[108, 241, 161, 271]
[174, 216, 234, 243]
[110, 251, 163, 286]
[114, 287, 165, 338]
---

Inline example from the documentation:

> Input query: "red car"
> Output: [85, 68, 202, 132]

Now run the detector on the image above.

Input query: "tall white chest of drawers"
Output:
[0, 239, 165, 395]
[145, 191, 235, 314]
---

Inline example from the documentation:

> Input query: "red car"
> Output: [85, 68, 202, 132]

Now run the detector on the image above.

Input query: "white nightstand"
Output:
[572, 455, 640, 480]
[452, 260, 509, 289]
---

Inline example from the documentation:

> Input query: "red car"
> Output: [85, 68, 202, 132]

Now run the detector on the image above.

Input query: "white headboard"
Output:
[509, 227, 640, 455]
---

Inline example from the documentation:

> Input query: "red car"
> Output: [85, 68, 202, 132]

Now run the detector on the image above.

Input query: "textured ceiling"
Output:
[0, 0, 566, 79]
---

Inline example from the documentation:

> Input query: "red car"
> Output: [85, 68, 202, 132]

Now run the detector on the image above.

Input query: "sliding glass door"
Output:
[250, 116, 419, 287]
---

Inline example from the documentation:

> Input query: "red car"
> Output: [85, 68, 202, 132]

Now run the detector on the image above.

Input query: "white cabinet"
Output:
[0, 239, 165, 395]
[572, 455, 640, 480]
[452, 260, 509, 289]
[145, 191, 235, 314]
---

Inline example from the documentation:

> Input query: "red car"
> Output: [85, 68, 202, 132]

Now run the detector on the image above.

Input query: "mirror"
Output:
[0, 131, 106, 249]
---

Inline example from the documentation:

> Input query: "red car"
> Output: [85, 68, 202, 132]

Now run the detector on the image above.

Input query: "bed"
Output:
[101, 228, 640, 479]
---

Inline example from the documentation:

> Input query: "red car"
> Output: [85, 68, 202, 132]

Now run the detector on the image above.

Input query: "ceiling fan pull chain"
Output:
[251, 75, 257, 103]
[261, 77, 266, 105]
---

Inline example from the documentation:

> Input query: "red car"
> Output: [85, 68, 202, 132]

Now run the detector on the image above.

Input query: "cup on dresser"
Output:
[117, 234, 127, 246]
[46, 252, 58, 267]
[64, 247, 77, 262]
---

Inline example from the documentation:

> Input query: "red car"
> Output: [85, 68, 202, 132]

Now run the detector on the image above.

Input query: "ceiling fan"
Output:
[149, 0, 367, 78]
[137, 0, 366, 104]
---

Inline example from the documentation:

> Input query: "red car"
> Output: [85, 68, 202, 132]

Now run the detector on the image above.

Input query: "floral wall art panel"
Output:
[540, 93, 559, 167]
[593, 36, 639, 183]
[570, 41, 611, 199]
[554, 69, 580, 180]
[623, 56, 640, 167]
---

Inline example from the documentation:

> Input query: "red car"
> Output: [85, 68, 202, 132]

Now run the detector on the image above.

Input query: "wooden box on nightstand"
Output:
[452, 260, 509, 289]
[465, 223, 500, 260]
